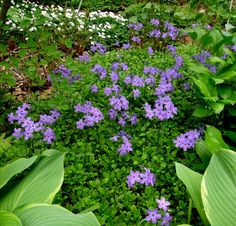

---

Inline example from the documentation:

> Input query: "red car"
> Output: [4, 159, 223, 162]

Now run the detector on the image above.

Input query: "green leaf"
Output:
[0, 150, 65, 212]
[195, 140, 212, 164]
[201, 149, 236, 226]
[204, 126, 229, 154]
[224, 130, 236, 143]
[193, 106, 214, 117]
[0, 156, 38, 189]
[175, 163, 209, 226]
[209, 102, 225, 114]
[15, 204, 100, 226]
[0, 211, 22, 226]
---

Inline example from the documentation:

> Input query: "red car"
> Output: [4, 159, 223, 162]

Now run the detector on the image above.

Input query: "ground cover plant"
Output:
[0, 0, 236, 225]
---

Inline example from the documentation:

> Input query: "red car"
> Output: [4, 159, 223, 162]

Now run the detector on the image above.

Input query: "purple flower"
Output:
[110, 71, 119, 83]
[150, 18, 160, 26]
[104, 87, 112, 96]
[156, 197, 170, 212]
[110, 135, 119, 141]
[155, 82, 174, 96]
[139, 168, 155, 186]
[52, 64, 71, 78]
[109, 95, 129, 111]
[143, 66, 159, 76]
[91, 84, 98, 93]
[130, 114, 138, 125]
[174, 56, 183, 70]
[91, 64, 107, 79]
[118, 117, 126, 127]
[8, 113, 17, 124]
[111, 84, 121, 94]
[75, 102, 104, 129]
[144, 103, 154, 119]
[126, 170, 141, 188]
[131, 36, 141, 44]
[231, 44, 236, 52]
[145, 209, 161, 224]
[153, 96, 177, 121]
[133, 89, 141, 98]
[124, 75, 132, 85]
[78, 53, 90, 62]
[12, 128, 23, 139]
[167, 45, 176, 55]
[147, 47, 154, 55]
[90, 42, 106, 55]
[132, 76, 144, 87]
[43, 128, 56, 144]
[122, 43, 131, 50]
[149, 29, 161, 38]
[108, 108, 117, 120]
[76, 119, 85, 129]
[204, 24, 212, 30]
[183, 82, 191, 90]
[161, 213, 172, 226]
[127, 22, 143, 31]
[120, 63, 129, 71]
[145, 76, 156, 86]
[173, 129, 201, 151]
[118, 136, 133, 155]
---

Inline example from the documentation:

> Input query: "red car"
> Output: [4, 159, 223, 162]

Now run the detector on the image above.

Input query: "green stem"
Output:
[187, 198, 193, 224]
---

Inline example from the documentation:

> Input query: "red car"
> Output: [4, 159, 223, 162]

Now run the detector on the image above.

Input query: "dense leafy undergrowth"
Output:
[1, 0, 236, 225]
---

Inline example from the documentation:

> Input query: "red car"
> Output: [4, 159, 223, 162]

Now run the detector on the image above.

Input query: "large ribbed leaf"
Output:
[0, 150, 64, 212]
[0, 156, 38, 189]
[0, 210, 22, 226]
[15, 203, 100, 226]
[175, 163, 209, 226]
[201, 149, 236, 226]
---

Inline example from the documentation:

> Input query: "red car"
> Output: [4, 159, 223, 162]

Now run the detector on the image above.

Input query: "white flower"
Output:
[29, 26, 37, 32]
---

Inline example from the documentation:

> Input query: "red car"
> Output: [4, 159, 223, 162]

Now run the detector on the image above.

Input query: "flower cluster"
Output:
[173, 129, 202, 151]
[91, 64, 107, 79]
[74, 101, 104, 129]
[145, 197, 172, 225]
[127, 22, 143, 31]
[111, 131, 133, 155]
[90, 42, 106, 55]
[144, 96, 177, 121]
[51, 64, 80, 84]
[78, 53, 90, 63]
[149, 19, 179, 41]
[8, 103, 59, 144]
[126, 168, 155, 188]
[193, 50, 217, 73]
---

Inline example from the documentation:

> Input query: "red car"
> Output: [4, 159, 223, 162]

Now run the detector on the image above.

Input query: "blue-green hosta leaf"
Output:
[0, 156, 38, 189]
[0, 211, 22, 226]
[15, 203, 100, 226]
[201, 149, 236, 226]
[0, 150, 64, 212]
[175, 163, 209, 226]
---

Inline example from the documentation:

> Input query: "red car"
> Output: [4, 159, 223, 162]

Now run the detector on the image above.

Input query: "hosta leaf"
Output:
[204, 126, 229, 153]
[15, 203, 100, 226]
[175, 163, 209, 226]
[0, 150, 64, 212]
[0, 156, 38, 189]
[201, 149, 236, 226]
[0, 211, 22, 226]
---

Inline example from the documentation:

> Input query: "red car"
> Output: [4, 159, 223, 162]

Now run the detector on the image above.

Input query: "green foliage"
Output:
[0, 150, 100, 225]
[188, 28, 236, 117]
[176, 126, 236, 225]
